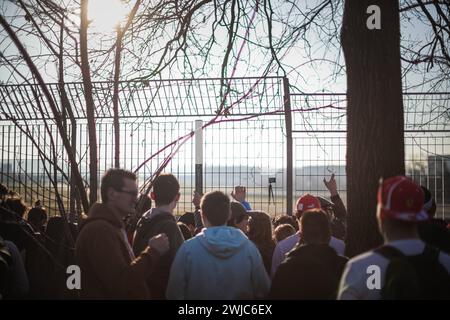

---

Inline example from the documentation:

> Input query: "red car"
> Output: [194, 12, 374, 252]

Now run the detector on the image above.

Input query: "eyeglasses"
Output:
[115, 188, 139, 198]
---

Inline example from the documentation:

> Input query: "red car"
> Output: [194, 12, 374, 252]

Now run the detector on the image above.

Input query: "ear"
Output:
[150, 192, 156, 201]
[106, 187, 116, 203]
[175, 192, 181, 202]
[200, 209, 208, 227]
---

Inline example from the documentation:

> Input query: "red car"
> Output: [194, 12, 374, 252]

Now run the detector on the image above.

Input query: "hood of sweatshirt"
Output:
[80, 202, 124, 231]
[197, 226, 248, 259]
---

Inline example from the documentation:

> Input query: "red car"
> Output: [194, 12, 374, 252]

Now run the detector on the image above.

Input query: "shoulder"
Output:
[4, 239, 19, 252]
[77, 219, 119, 247]
[438, 251, 450, 274]
[79, 219, 115, 235]
[174, 237, 203, 262]
[142, 213, 177, 234]
[331, 236, 345, 245]
[343, 250, 388, 282]
[330, 236, 345, 248]
[277, 233, 298, 250]
[338, 250, 388, 298]
[180, 236, 200, 249]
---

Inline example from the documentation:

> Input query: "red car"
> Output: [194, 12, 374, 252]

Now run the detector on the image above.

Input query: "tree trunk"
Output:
[113, 28, 122, 168]
[80, 0, 98, 205]
[0, 15, 90, 214]
[341, 0, 405, 257]
[112, 0, 141, 169]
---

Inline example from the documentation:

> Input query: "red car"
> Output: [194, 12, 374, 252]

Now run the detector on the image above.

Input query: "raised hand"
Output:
[323, 174, 338, 197]
[192, 191, 202, 209]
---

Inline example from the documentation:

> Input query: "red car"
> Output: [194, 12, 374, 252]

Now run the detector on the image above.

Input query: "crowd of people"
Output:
[1, 170, 449, 300]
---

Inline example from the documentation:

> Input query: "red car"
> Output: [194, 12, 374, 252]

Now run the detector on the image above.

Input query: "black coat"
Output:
[269, 244, 348, 300]
[132, 209, 185, 299]
[418, 218, 450, 254]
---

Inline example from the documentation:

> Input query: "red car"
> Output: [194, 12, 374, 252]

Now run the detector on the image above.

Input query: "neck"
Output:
[105, 202, 125, 225]
[156, 204, 173, 214]
[384, 230, 420, 243]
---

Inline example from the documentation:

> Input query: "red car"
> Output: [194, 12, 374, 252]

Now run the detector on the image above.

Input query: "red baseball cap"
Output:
[296, 194, 321, 217]
[377, 176, 429, 222]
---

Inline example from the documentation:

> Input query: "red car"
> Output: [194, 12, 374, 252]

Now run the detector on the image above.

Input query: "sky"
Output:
[1, 1, 447, 87]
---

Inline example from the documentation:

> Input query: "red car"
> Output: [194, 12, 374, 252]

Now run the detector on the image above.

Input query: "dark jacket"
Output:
[330, 194, 347, 240]
[132, 208, 184, 299]
[253, 241, 275, 276]
[75, 203, 161, 299]
[418, 218, 450, 254]
[269, 244, 348, 299]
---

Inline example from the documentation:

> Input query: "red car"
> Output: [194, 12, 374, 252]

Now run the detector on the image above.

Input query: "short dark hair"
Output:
[101, 169, 137, 203]
[5, 197, 28, 218]
[0, 183, 9, 197]
[300, 209, 331, 245]
[272, 214, 298, 231]
[152, 173, 180, 206]
[45, 216, 64, 242]
[136, 193, 152, 215]
[273, 223, 296, 243]
[178, 212, 195, 227]
[201, 191, 231, 226]
[27, 207, 48, 225]
[228, 202, 248, 226]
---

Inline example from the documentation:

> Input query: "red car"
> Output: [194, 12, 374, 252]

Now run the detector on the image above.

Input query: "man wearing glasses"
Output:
[75, 168, 169, 299]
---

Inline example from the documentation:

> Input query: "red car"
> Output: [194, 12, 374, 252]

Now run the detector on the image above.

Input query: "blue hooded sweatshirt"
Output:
[166, 226, 270, 300]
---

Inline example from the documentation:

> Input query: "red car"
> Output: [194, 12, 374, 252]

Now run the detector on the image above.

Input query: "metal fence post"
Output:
[195, 120, 203, 195]
[69, 123, 77, 223]
[283, 77, 293, 215]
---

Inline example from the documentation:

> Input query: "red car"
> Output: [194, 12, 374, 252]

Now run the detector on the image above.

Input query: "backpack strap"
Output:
[421, 244, 440, 261]
[375, 244, 440, 261]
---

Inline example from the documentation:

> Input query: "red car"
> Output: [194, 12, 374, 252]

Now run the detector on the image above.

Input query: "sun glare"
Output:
[88, 0, 128, 32]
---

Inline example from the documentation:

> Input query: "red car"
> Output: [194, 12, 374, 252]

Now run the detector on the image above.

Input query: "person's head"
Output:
[5, 197, 28, 219]
[377, 176, 428, 241]
[0, 183, 9, 199]
[248, 211, 273, 245]
[45, 216, 64, 242]
[228, 201, 249, 234]
[136, 193, 152, 217]
[101, 169, 138, 217]
[295, 194, 321, 220]
[200, 191, 231, 227]
[178, 212, 195, 234]
[420, 186, 436, 219]
[151, 173, 180, 210]
[27, 207, 48, 232]
[273, 223, 296, 243]
[272, 214, 298, 231]
[299, 209, 331, 245]
[177, 222, 192, 240]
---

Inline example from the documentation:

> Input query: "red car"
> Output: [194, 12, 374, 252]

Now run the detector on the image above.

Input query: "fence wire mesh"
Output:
[0, 78, 449, 219]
